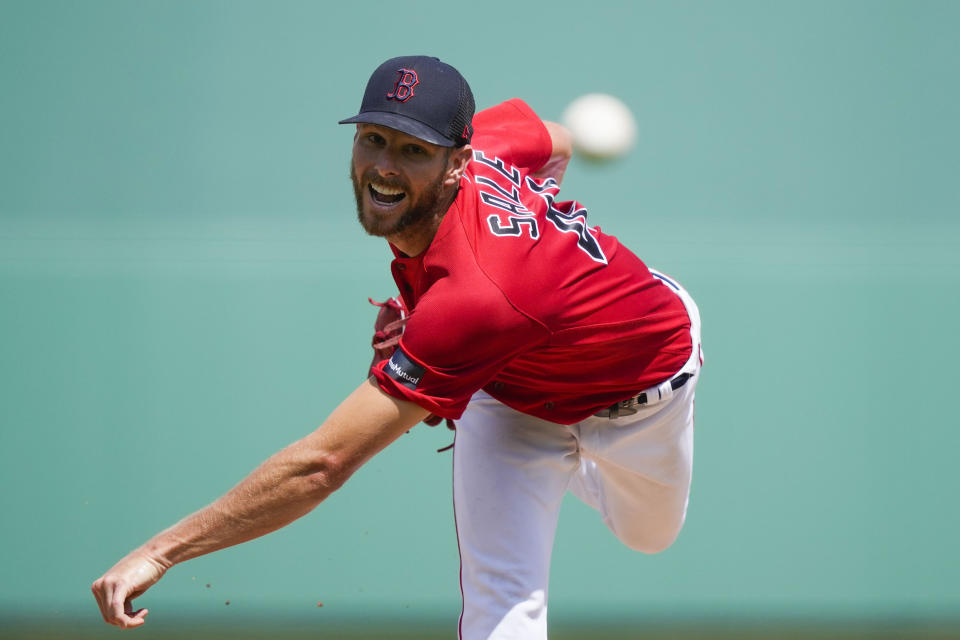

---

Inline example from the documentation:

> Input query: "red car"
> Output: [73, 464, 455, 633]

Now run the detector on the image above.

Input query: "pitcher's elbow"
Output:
[303, 453, 354, 499]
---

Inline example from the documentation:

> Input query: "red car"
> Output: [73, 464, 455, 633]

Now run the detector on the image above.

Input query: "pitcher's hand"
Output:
[91, 552, 168, 628]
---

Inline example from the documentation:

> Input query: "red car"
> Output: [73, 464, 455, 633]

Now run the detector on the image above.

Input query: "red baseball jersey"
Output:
[371, 99, 692, 424]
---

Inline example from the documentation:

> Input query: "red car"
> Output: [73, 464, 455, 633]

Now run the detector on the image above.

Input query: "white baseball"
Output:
[562, 93, 637, 159]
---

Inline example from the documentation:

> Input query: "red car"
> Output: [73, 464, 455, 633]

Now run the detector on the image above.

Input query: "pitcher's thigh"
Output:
[577, 381, 697, 553]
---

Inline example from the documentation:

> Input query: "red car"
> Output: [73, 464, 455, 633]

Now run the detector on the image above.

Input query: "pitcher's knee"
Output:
[623, 528, 680, 553]
[611, 512, 686, 554]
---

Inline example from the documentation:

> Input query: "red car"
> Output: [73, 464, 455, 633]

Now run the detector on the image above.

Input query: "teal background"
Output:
[1, 0, 958, 634]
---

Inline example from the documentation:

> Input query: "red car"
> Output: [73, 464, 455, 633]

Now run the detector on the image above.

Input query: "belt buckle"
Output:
[612, 397, 640, 418]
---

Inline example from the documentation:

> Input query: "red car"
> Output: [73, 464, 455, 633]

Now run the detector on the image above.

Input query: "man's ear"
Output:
[445, 145, 473, 185]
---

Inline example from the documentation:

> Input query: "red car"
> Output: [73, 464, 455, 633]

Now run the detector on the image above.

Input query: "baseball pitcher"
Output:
[92, 55, 703, 640]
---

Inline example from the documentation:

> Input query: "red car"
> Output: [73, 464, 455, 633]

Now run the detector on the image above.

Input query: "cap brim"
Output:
[339, 111, 455, 147]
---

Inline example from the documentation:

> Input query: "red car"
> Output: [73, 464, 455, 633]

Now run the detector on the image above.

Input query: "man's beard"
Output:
[351, 164, 448, 238]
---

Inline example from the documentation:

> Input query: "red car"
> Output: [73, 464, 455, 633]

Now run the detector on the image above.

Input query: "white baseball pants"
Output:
[452, 273, 702, 640]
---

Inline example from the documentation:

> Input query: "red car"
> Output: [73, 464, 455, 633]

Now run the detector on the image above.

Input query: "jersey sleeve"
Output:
[370, 283, 548, 419]
[471, 99, 553, 174]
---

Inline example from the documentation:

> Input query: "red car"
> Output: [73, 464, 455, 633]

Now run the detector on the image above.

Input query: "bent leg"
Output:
[570, 379, 697, 553]
[453, 391, 579, 640]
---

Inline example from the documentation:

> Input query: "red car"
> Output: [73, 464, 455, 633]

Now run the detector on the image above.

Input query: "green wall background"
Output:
[1, 0, 958, 630]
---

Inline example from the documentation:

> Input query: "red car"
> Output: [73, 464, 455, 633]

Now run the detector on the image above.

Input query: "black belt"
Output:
[595, 372, 694, 418]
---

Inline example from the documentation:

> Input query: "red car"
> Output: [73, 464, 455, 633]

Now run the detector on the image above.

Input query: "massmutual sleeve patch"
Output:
[370, 283, 549, 420]
[370, 339, 489, 420]
[384, 347, 425, 390]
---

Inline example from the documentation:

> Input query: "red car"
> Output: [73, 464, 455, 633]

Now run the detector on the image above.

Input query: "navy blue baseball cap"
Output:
[339, 56, 474, 147]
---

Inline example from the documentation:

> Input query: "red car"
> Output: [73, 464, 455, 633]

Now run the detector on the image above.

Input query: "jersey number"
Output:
[475, 151, 607, 264]
[487, 215, 539, 238]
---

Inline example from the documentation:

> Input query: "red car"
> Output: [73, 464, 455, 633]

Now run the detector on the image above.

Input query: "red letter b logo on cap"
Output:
[386, 68, 419, 102]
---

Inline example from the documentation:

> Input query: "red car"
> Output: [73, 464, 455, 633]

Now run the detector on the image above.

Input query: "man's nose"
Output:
[374, 148, 401, 177]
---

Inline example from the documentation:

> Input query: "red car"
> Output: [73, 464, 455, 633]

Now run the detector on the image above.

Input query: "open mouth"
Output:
[369, 183, 406, 206]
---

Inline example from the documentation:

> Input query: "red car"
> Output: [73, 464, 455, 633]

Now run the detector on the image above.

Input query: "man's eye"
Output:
[366, 133, 385, 145]
[406, 145, 426, 155]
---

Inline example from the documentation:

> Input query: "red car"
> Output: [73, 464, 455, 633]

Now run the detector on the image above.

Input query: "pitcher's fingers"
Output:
[110, 606, 147, 629]
[92, 579, 126, 625]
[124, 607, 149, 628]
[91, 581, 112, 623]
[109, 587, 139, 627]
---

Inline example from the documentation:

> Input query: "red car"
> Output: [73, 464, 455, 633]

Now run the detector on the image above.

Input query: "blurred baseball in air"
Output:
[562, 93, 637, 160]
